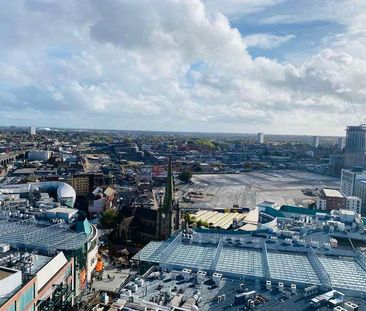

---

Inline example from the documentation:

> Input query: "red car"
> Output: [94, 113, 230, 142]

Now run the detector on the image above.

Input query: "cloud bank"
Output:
[0, 0, 365, 135]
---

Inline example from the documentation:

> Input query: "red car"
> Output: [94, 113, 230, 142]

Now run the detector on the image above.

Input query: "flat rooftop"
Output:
[121, 269, 366, 311]
[45, 207, 78, 214]
[12, 168, 37, 175]
[0, 219, 92, 253]
[134, 230, 366, 295]
[0, 267, 15, 281]
[323, 188, 344, 198]
[193, 210, 247, 229]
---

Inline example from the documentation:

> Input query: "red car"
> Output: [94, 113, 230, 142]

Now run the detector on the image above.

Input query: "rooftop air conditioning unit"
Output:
[278, 282, 284, 293]
[212, 273, 222, 286]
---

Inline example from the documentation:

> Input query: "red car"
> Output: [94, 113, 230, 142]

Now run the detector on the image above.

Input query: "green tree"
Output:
[196, 220, 209, 227]
[308, 202, 316, 209]
[178, 171, 192, 183]
[100, 208, 119, 229]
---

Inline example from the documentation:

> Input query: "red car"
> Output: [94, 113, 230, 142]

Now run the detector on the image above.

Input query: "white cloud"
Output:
[0, 0, 365, 135]
[203, 0, 285, 17]
[244, 33, 295, 49]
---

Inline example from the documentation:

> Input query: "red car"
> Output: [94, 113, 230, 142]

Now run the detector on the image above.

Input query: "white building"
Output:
[316, 198, 327, 210]
[27, 150, 51, 161]
[346, 196, 362, 214]
[257, 132, 264, 144]
[340, 168, 366, 196]
[0, 267, 22, 298]
[312, 136, 319, 148]
[337, 137, 345, 150]
[354, 180, 366, 216]
[30, 126, 36, 135]
[44, 207, 79, 223]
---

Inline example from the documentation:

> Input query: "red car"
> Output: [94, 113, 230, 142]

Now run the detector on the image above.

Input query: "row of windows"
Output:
[6, 284, 35, 311]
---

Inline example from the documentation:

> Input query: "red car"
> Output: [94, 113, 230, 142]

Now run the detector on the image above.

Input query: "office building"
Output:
[346, 196, 362, 214]
[344, 125, 366, 168]
[316, 188, 346, 211]
[0, 252, 74, 311]
[328, 154, 344, 176]
[30, 126, 36, 135]
[68, 173, 115, 197]
[337, 137, 345, 150]
[340, 168, 366, 196]
[257, 132, 264, 144]
[312, 136, 319, 148]
[354, 180, 366, 216]
[27, 150, 52, 161]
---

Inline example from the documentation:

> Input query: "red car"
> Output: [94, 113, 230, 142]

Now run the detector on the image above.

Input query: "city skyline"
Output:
[1, 0, 366, 135]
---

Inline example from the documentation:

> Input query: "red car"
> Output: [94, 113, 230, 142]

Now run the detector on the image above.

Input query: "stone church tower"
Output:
[158, 156, 181, 240]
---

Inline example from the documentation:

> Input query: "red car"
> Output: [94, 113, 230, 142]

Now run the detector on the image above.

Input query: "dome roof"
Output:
[56, 183, 76, 207]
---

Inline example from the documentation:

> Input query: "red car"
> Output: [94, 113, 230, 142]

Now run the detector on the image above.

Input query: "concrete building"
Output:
[354, 180, 366, 216]
[68, 173, 115, 197]
[30, 126, 36, 135]
[133, 228, 366, 303]
[312, 136, 319, 148]
[345, 196, 362, 214]
[0, 181, 76, 208]
[328, 154, 344, 177]
[0, 267, 22, 298]
[340, 168, 366, 196]
[337, 137, 345, 150]
[44, 207, 79, 223]
[316, 188, 346, 211]
[88, 186, 116, 215]
[257, 132, 264, 144]
[316, 188, 361, 214]
[27, 150, 51, 161]
[344, 125, 366, 168]
[0, 252, 74, 311]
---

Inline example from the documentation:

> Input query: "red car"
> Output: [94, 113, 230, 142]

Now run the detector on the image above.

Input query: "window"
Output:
[18, 285, 35, 311]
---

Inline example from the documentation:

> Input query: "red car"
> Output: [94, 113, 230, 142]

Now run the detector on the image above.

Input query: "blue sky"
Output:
[234, 19, 345, 62]
[0, 0, 365, 135]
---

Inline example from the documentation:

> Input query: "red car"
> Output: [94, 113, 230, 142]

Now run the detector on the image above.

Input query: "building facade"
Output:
[346, 196, 362, 214]
[340, 168, 366, 196]
[30, 126, 36, 135]
[0, 253, 74, 311]
[344, 125, 366, 169]
[316, 188, 346, 211]
[354, 180, 366, 216]
[257, 132, 264, 144]
[118, 157, 182, 243]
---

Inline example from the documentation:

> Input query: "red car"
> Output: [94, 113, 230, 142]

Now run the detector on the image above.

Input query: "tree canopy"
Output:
[100, 208, 119, 229]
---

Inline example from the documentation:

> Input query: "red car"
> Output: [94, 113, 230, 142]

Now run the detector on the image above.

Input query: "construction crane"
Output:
[347, 94, 366, 125]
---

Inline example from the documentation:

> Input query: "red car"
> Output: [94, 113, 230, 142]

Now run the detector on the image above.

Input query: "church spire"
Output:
[162, 155, 174, 212]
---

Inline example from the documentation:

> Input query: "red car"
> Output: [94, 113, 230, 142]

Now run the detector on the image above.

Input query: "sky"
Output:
[1, 0, 366, 135]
